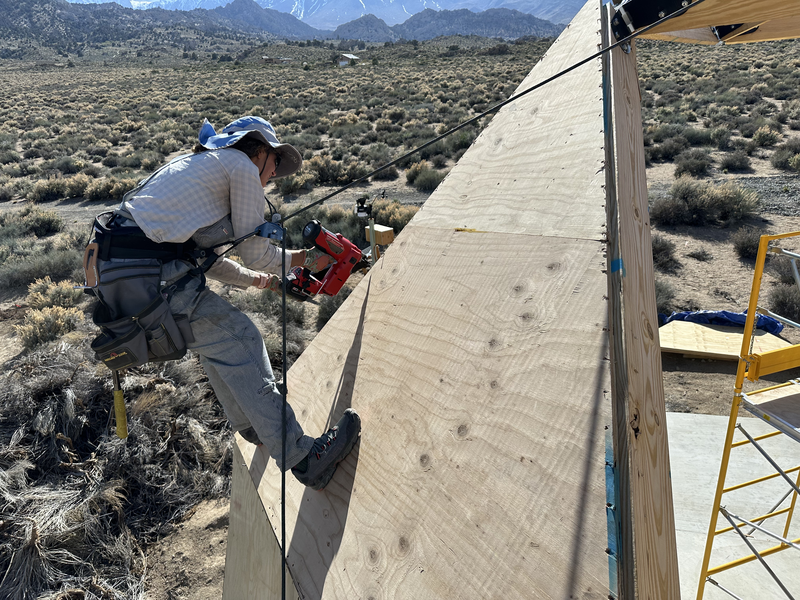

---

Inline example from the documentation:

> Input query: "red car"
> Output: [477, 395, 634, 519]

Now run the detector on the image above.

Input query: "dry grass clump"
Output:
[650, 177, 758, 227]
[0, 208, 81, 290]
[651, 234, 681, 273]
[27, 276, 84, 309]
[731, 226, 763, 260]
[769, 285, 800, 322]
[15, 306, 84, 349]
[0, 340, 232, 599]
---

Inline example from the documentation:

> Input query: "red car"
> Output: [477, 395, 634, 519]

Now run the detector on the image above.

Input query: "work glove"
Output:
[252, 273, 281, 292]
[303, 248, 335, 273]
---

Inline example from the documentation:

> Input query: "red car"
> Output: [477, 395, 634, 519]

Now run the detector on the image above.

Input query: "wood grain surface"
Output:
[412, 0, 606, 240]
[243, 229, 612, 599]
[643, 17, 800, 45]
[659, 321, 790, 361]
[224, 442, 299, 600]
[233, 2, 615, 598]
[644, 0, 800, 35]
[611, 41, 680, 599]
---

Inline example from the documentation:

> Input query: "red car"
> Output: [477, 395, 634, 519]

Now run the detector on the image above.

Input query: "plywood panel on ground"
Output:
[659, 321, 791, 361]
[234, 2, 612, 599]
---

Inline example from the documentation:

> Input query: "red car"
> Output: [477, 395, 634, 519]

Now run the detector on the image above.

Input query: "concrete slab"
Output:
[668, 412, 800, 599]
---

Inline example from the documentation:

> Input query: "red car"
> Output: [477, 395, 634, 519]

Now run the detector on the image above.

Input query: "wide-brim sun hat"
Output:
[198, 116, 302, 179]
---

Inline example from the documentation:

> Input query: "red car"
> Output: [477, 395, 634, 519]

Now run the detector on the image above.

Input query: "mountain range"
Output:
[63, 0, 583, 29]
[0, 0, 565, 47]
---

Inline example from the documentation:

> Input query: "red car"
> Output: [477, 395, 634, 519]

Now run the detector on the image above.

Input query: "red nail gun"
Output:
[284, 220, 369, 302]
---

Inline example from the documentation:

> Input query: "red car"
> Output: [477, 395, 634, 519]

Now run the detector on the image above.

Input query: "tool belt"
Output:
[92, 211, 197, 262]
[88, 212, 199, 371]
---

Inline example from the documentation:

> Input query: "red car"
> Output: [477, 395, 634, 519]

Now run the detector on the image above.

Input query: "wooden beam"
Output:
[602, 4, 634, 599]
[642, 27, 718, 45]
[726, 16, 800, 44]
[646, 0, 800, 35]
[641, 18, 800, 45]
[611, 40, 681, 598]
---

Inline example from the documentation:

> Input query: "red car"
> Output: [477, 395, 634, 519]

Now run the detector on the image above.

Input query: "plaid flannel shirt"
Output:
[122, 149, 284, 275]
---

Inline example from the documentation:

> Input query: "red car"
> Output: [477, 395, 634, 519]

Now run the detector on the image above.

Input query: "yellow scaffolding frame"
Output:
[697, 231, 800, 600]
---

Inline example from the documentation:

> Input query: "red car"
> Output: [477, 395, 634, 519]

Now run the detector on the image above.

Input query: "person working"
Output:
[98, 116, 361, 490]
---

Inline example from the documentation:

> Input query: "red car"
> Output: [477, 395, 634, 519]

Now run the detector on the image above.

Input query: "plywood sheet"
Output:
[411, 0, 606, 240]
[659, 321, 791, 361]
[746, 384, 800, 429]
[235, 2, 612, 599]
[224, 441, 299, 600]
[243, 229, 612, 599]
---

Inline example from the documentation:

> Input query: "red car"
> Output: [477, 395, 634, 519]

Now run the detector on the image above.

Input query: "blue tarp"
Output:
[658, 310, 784, 335]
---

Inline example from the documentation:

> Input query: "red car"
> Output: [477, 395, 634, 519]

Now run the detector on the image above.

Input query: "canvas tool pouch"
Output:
[89, 214, 196, 371]
[91, 293, 193, 371]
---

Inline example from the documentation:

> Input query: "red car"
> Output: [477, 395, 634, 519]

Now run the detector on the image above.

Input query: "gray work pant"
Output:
[162, 260, 315, 470]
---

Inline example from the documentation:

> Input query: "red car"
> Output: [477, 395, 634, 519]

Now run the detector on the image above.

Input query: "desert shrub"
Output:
[0, 207, 63, 242]
[711, 127, 732, 150]
[431, 154, 448, 169]
[372, 165, 400, 180]
[720, 150, 751, 172]
[447, 129, 476, 153]
[85, 177, 137, 201]
[654, 278, 675, 315]
[229, 288, 306, 327]
[731, 227, 763, 260]
[413, 168, 447, 192]
[276, 171, 316, 195]
[48, 156, 87, 175]
[651, 235, 681, 273]
[0, 150, 20, 164]
[316, 285, 353, 330]
[306, 156, 344, 185]
[683, 128, 713, 146]
[651, 136, 690, 161]
[62, 173, 91, 198]
[770, 255, 798, 285]
[0, 183, 13, 202]
[674, 149, 713, 177]
[687, 248, 712, 261]
[364, 142, 393, 167]
[769, 285, 800, 322]
[27, 276, 84, 309]
[27, 178, 67, 203]
[14, 306, 83, 350]
[340, 160, 369, 184]
[770, 138, 800, 170]
[371, 198, 419, 232]
[405, 160, 429, 184]
[650, 178, 757, 227]
[789, 154, 800, 172]
[753, 126, 781, 147]
[0, 249, 81, 288]
[650, 123, 685, 143]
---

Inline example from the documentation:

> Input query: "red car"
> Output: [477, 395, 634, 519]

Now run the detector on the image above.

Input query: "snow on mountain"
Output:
[64, 0, 579, 30]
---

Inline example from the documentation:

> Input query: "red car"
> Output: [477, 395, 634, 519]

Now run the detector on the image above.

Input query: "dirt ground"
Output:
[2, 169, 800, 598]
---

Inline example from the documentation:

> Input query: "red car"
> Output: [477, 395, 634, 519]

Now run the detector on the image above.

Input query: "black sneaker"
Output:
[292, 409, 361, 490]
